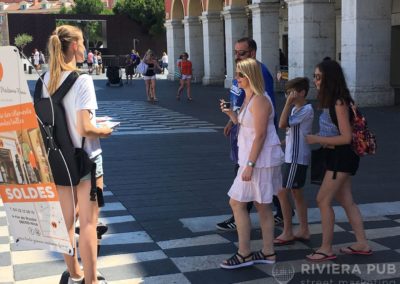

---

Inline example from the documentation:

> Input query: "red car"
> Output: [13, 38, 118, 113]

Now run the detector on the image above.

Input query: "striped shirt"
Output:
[284, 104, 314, 165]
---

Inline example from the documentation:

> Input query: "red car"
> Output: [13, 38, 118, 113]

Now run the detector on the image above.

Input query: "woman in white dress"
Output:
[220, 58, 283, 269]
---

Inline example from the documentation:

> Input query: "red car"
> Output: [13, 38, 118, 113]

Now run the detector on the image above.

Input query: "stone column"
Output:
[249, 1, 280, 77]
[165, 19, 185, 81]
[286, 0, 335, 80]
[222, 6, 249, 88]
[341, 0, 393, 106]
[200, 11, 225, 85]
[183, 16, 204, 83]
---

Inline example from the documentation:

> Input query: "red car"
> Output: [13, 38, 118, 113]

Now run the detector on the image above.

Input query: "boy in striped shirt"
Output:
[274, 77, 314, 245]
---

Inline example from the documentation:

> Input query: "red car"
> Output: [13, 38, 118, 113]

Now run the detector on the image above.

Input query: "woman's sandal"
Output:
[220, 252, 254, 269]
[252, 250, 276, 264]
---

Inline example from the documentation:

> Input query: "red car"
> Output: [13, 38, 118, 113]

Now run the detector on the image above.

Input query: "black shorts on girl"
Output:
[282, 163, 308, 189]
[325, 145, 359, 175]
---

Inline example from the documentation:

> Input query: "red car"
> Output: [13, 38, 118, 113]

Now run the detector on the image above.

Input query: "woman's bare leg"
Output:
[307, 171, 347, 260]
[230, 199, 252, 256]
[76, 180, 99, 283]
[186, 79, 192, 99]
[335, 177, 370, 251]
[57, 185, 83, 279]
[254, 202, 275, 258]
[151, 79, 157, 100]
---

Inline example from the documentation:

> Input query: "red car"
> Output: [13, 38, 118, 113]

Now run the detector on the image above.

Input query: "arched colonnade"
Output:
[164, 0, 394, 106]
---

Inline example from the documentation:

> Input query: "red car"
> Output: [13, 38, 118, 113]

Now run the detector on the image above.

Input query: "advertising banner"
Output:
[0, 46, 73, 255]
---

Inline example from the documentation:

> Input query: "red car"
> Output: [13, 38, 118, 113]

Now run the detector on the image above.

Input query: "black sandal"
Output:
[220, 252, 254, 269]
[252, 250, 276, 264]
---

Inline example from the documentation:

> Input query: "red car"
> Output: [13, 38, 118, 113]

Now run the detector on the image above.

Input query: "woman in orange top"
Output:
[176, 52, 193, 101]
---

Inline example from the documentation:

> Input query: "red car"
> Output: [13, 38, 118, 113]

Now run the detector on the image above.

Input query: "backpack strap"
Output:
[51, 72, 80, 103]
[34, 71, 80, 104]
[33, 72, 46, 104]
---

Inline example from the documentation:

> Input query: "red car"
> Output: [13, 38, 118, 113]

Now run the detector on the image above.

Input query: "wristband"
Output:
[247, 161, 256, 167]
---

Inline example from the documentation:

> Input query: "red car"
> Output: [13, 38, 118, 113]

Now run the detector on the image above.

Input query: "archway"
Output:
[171, 0, 184, 20]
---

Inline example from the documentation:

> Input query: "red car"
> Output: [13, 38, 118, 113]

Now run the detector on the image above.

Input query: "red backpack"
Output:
[329, 103, 377, 156]
[349, 103, 377, 156]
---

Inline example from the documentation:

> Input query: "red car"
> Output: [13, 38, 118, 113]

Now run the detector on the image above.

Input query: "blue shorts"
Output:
[81, 154, 103, 181]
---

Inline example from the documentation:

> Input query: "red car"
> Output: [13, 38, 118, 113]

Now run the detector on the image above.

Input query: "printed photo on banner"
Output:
[0, 46, 73, 255]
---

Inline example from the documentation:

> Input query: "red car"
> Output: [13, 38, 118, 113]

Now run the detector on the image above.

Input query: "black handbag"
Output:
[311, 147, 327, 185]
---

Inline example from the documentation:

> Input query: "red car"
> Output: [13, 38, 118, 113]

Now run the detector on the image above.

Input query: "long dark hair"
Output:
[316, 59, 354, 108]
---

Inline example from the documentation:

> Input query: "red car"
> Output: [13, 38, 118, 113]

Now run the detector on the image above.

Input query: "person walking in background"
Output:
[305, 59, 371, 261]
[93, 50, 99, 75]
[87, 50, 94, 74]
[97, 52, 103, 74]
[274, 77, 313, 246]
[39, 51, 45, 67]
[33, 48, 40, 70]
[220, 58, 283, 269]
[143, 49, 161, 102]
[125, 52, 134, 84]
[216, 37, 286, 232]
[43, 25, 112, 283]
[161, 51, 168, 74]
[176, 52, 193, 101]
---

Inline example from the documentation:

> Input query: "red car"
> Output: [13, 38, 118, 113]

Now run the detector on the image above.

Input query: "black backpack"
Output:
[33, 72, 92, 187]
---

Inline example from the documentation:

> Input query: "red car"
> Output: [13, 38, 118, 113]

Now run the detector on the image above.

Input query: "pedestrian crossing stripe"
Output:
[97, 101, 222, 136]
[2, 191, 400, 283]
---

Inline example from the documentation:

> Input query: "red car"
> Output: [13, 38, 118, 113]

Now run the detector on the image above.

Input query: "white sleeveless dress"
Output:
[228, 94, 284, 204]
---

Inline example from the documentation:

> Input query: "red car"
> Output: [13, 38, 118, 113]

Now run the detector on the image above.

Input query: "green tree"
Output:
[113, 0, 165, 36]
[14, 33, 33, 54]
[72, 0, 104, 15]
[59, 5, 72, 14]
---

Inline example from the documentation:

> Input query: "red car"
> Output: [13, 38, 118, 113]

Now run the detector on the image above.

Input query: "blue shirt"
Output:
[228, 61, 276, 163]
[318, 109, 340, 137]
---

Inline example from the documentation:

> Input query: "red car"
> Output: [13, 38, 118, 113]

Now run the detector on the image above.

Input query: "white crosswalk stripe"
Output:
[2, 192, 400, 283]
[97, 101, 222, 135]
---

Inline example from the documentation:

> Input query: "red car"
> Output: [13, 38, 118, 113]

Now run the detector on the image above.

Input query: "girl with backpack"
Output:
[44, 25, 112, 283]
[305, 59, 371, 261]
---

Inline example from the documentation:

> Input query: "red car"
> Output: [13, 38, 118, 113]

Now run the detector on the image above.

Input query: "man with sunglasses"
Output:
[216, 37, 288, 231]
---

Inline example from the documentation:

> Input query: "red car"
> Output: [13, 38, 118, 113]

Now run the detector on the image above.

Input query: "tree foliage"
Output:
[14, 33, 33, 53]
[72, 0, 105, 15]
[113, 0, 165, 36]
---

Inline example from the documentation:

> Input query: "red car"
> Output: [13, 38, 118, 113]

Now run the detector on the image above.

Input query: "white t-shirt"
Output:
[162, 55, 168, 64]
[33, 51, 40, 65]
[42, 71, 102, 159]
[284, 103, 314, 165]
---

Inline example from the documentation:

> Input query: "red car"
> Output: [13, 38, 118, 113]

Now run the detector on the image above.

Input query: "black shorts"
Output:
[282, 163, 308, 189]
[325, 145, 359, 175]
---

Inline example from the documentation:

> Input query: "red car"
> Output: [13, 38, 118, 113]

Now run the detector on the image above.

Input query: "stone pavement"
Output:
[1, 71, 400, 283]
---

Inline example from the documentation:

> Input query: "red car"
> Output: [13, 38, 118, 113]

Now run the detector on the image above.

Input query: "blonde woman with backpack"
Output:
[43, 25, 112, 283]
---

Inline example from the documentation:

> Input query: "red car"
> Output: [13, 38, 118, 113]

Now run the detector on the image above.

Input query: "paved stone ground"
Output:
[1, 71, 400, 283]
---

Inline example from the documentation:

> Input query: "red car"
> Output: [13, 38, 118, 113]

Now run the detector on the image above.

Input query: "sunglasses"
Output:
[234, 50, 250, 57]
[313, 73, 322, 81]
[236, 71, 246, 78]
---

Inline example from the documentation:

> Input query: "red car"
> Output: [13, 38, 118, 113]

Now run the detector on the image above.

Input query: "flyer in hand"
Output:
[96, 116, 120, 129]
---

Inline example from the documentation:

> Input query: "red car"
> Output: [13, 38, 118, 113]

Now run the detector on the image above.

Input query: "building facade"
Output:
[164, 0, 400, 107]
